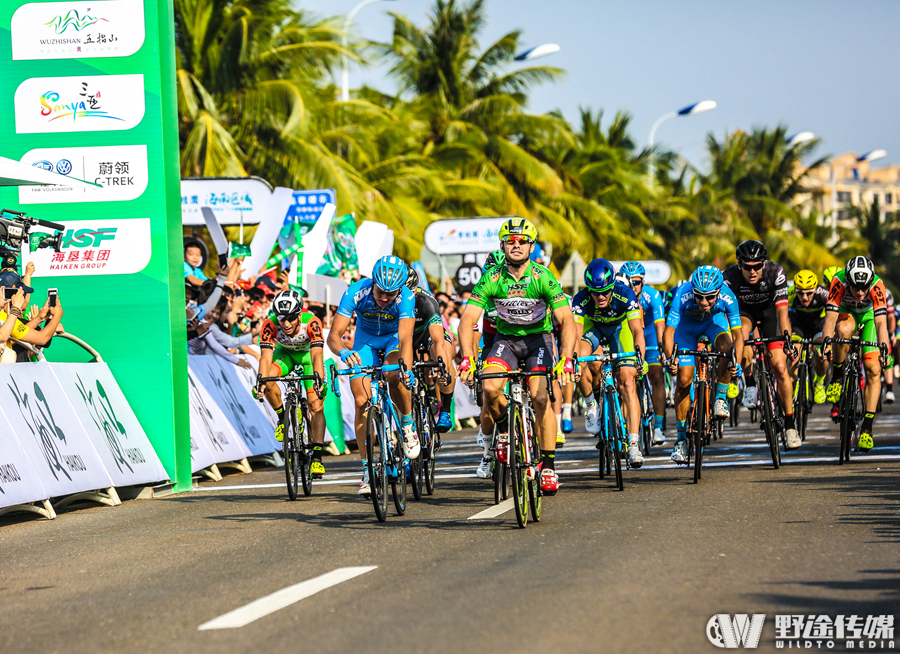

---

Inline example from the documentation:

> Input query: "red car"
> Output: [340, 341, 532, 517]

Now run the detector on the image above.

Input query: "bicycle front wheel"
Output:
[609, 391, 625, 491]
[509, 405, 528, 528]
[391, 447, 407, 516]
[410, 399, 425, 501]
[366, 406, 389, 522]
[283, 398, 299, 501]
[298, 409, 312, 497]
[759, 373, 781, 469]
[839, 369, 856, 464]
[693, 386, 707, 484]
[527, 411, 542, 523]
[796, 364, 809, 442]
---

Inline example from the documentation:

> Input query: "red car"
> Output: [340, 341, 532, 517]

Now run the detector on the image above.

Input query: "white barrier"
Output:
[51, 363, 168, 488]
[0, 365, 116, 502]
[0, 408, 52, 517]
[187, 367, 252, 474]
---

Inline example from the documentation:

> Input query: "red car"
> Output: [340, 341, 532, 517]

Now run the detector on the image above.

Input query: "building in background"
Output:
[806, 152, 900, 223]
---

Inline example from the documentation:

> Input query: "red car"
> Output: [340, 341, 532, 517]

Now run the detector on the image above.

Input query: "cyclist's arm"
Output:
[398, 316, 415, 370]
[731, 325, 744, 359]
[776, 304, 792, 339]
[458, 302, 483, 360]
[821, 310, 838, 341]
[310, 346, 325, 387]
[662, 324, 676, 360]
[257, 344, 274, 383]
[552, 304, 577, 361]
[327, 313, 351, 357]
[628, 316, 645, 360]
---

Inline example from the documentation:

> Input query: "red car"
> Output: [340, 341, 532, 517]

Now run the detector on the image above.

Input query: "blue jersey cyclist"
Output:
[619, 261, 668, 446]
[662, 266, 744, 464]
[572, 258, 647, 469]
[327, 256, 420, 497]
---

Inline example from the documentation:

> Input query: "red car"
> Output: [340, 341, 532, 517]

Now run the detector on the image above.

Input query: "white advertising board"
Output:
[0, 365, 113, 497]
[181, 177, 273, 226]
[423, 217, 507, 254]
[0, 410, 49, 509]
[50, 363, 168, 487]
[187, 368, 251, 470]
[610, 260, 672, 285]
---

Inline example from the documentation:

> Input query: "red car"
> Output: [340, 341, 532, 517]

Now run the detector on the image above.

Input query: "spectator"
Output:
[184, 237, 208, 287]
[0, 286, 28, 361]
[0, 270, 64, 363]
[206, 295, 261, 361]
[186, 309, 252, 370]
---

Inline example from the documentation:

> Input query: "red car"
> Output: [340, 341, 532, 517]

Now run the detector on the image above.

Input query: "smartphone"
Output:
[2, 287, 16, 301]
[48, 288, 58, 307]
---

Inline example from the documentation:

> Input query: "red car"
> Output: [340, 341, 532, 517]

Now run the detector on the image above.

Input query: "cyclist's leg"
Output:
[644, 322, 667, 438]
[479, 330, 496, 439]
[739, 311, 758, 405]
[671, 319, 702, 458]
[482, 334, 522, 432]
[812, 325, 827, 403]
[859, 311, 881, 450]
[433, 330, 457, 429]
[298, 349, 326, 446]
[349, 332, 382, 481]
[525, 334, 561, 490]
[827, 313, 856, 404]
[708, 316, 735, 415]
[578, 331, 602, 433]
[605, 320, 640, 444]
[382, 334, 420, 457]
[266, 345, 301, 441]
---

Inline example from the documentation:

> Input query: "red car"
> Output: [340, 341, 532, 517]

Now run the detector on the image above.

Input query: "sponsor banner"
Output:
[188, 356, 279, 456]
[14, 73, 145, 134]
[0, 364, 114, 498]
[26, 217, 151, 277]
[50, 363, 168, 487]
[18, 144, 148, 204]
[11, 0, 145, 61]
[0, 409, 49, 510]
[181, 178, 273, 226]
[609, 260, 672, 285]
[231, 353, 278, 427]
[424, 217, 507, 254]
[284, 188, 336, 238]
[187, 368, 250, 471]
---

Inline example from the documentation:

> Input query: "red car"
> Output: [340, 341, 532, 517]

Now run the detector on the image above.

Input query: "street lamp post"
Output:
[787, 131, 815, 146]
[647, 100, 717, 185]
[830, 149, 887, 233]
[342, 0, 396, 103]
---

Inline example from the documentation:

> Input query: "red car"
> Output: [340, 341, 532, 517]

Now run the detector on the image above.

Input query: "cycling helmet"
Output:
[498, 217, 538, 242]
[406, 267, 419, 290]
[845, 256, 875, 290]
[615, 271, 632, 288]
[620, 261, 646, 279]
[584, 258, 616, 293]
[372, 256, 408, 293]
[793, 270, 818, 290]
[272, 289, 304, 320]
[483, 249, 505, 272]
[736, 239, 768, 262]
[691, 265, 724, 295]
[822, 265, 841, 286]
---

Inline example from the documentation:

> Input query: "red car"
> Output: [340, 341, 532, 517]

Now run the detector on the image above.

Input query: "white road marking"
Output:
[198, 566, 377, 630]
[468, 499, 515, 520]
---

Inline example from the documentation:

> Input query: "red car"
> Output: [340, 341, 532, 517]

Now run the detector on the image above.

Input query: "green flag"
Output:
[316, 214, 358, 276]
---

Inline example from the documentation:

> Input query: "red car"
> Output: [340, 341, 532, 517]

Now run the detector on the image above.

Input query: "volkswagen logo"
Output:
[56, 159, 73, 175]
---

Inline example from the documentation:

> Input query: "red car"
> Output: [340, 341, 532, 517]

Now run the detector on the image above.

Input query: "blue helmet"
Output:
[620, 261, 646, 278]
[372, 256, 408, 293]
[691, 265, 724, 295]
[584, 258, 616, 292]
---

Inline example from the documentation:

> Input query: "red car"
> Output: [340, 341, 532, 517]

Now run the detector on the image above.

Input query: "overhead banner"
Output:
[610, 260, 672, 285]
[423, 217, 507, 254]
[51, 363, 168, 487]
[181, 177, 273, 226]
[1, 0, 191, 489]
[0, 408, 49, 510]
[0, 364, 114, 498]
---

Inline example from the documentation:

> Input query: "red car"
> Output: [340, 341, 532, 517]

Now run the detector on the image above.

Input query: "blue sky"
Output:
[297, 0, 899, 170]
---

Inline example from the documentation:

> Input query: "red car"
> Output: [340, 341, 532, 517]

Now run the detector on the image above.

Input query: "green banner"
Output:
[0, 1, 190, 489]
[316, 213, 359, 276]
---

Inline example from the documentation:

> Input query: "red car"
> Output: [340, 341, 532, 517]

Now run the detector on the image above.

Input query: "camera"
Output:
[0, 209, 64, 253]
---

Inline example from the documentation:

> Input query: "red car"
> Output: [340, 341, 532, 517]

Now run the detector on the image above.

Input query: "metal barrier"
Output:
[10, 332, 102, 363]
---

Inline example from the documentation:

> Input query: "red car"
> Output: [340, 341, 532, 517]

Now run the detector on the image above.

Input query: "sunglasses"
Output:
[630, 277, 645, 284]
[503, 236, 534, 245]
[693, 292, 720, 302]
[589, 287, 614, 297]
[741, 262, 764, 272]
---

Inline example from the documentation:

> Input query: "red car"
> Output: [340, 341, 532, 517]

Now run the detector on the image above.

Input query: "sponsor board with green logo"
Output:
[0, 0, 190, 489]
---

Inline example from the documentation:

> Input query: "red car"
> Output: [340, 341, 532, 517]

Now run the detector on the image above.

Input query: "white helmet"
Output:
[272, 289, 303, 320]
[845, 256, 875, 290]
[614, 271, 632, 289]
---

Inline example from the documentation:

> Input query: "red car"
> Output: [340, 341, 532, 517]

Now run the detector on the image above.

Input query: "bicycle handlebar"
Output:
[257, 371, 325, 400]
[475, 368, 556, 403]
[576, 351, 637, 364]
[826, 338, 882, 348]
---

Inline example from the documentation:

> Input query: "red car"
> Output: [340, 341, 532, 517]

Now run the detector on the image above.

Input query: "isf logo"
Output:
[707, 614, 766, 649]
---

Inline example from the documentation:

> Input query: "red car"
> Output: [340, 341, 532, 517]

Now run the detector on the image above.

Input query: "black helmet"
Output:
[845, 256, 875, 290]
[406, 267, 419, 290]
[736, 240, 768, 262]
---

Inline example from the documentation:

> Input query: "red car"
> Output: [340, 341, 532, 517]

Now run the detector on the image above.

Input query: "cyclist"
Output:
[788, 270, 829, 404]
[326, 256, 420, 496]
[723, 240, 801, 450]
[457, 217, 577, 495]
[822, 265, 841, 288]
[663, 267, 743, 463]
[620, 261, 667, 445]
[406, 268, 456, 433]
[822, 256, 893, 451]
[475, 249, 505, 479]
[572, 258, 647, 468]
[255, 289, 327, 478]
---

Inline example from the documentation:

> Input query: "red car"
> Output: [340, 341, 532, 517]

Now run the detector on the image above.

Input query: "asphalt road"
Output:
[2, 401, 899, 654]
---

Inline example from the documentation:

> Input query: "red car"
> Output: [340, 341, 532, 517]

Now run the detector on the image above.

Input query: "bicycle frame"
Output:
[828, 336, 885, 464]
[745, 332, 794, 469]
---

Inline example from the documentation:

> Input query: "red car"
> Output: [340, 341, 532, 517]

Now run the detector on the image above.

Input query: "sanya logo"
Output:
[40, 81, 123, 124]
[44, 8, 109, 34]
[707, 614, 766, 649]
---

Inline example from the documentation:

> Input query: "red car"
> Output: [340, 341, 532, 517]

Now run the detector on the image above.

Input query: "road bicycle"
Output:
[331, 361, 409, 522]
[637, 371, 654, 455]
[745, 332, 795, 469]
[258, 371, 325, 500]
[792, 338, 818, 442]
[670, 345, 734, 483]
[577, 351, 641, 491]
[409, 357, 447, 499]
[827, 336, 887, 464]
[474, 367, 555, 528]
